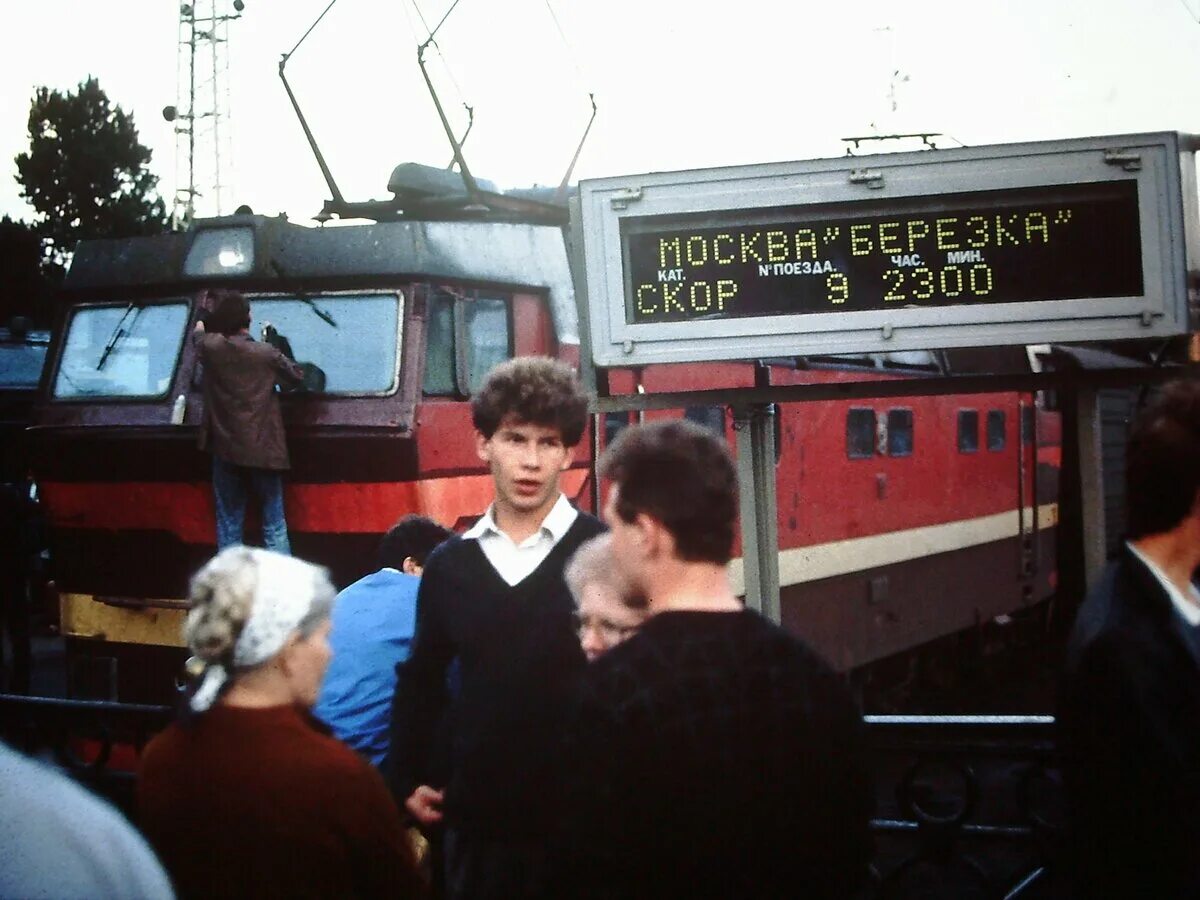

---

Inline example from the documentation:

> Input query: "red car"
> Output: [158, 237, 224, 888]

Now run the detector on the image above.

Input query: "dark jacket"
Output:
[1058, 546, 1200, 899]
[195, 331, 303, 470]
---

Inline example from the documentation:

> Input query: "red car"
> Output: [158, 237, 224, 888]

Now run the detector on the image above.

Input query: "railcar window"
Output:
[250, 293, 401, 395]
[604, 411, 630, 445]
[465, 297, 511, 394]
[423, 293, 456, 396]
[847, 408, 876, 459]
[987, 410, 1007, 451]
[684, 405, 725, 435]
[887, 408, 914, 456]
[958, 410, 980, 453]
[53, 303, 188, 399]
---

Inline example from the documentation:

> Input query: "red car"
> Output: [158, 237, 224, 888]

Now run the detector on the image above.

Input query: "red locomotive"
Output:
[30, 166, 1059, 704]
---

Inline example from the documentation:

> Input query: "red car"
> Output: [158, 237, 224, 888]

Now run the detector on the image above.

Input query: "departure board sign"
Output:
[626, 182, 1142, 323]
[577, 133, 1197, 367]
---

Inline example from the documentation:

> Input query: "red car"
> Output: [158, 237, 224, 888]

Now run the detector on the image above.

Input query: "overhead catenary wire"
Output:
[543, 0, 591, 88]
[408, 0, 470, 105]
[284, 0, 341, 62]
[405, 0, 474, 166]
[538, 0, 598, 198]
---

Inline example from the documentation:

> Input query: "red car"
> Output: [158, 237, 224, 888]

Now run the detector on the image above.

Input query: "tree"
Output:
[15, 77, 168, 275]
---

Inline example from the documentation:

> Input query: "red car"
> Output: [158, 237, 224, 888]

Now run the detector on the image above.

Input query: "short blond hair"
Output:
[564, 533, 646, 611]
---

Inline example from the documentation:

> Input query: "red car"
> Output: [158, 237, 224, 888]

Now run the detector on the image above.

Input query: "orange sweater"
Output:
[138, 704, 421, 900]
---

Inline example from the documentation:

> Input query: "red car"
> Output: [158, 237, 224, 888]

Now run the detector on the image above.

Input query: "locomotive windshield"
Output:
[248, 292, 401, 395]
[53, 302, 189, 399]
[0, 341, 48, 388]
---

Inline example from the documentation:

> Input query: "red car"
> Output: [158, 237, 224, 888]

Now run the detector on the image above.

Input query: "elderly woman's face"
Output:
[576, 583, 646, 662]
[283, 618, 333, 707]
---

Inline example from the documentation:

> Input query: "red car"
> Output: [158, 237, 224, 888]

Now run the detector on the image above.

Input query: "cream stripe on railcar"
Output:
[728, 503, 1058, 595]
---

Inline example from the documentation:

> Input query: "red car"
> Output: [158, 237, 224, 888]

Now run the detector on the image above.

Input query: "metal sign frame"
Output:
[577, 132, 1199, 368]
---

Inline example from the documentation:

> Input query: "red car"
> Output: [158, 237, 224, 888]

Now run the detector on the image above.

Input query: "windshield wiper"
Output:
[266, 260, 338, 328]
[298, 295, 338, 328]
[96, 304, 142, 370]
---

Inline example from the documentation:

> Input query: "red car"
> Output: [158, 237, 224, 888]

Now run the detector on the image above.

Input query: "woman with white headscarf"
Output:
[136, 546, 422, 900]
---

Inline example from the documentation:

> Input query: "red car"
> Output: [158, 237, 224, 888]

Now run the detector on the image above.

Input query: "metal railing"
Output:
[865, 715, 1064, 899]
[0, 694, 173, 816]
[0, 696, 1065, 897]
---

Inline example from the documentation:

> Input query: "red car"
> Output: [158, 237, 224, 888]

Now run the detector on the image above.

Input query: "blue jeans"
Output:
[211, 457, 291, 555]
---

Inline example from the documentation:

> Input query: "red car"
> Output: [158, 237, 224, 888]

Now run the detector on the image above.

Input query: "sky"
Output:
[2, 0, 1200, 225]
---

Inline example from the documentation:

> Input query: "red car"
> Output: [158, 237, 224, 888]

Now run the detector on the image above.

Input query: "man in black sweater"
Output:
[388, 356, 604, 899]
[560, 419, 872, 898]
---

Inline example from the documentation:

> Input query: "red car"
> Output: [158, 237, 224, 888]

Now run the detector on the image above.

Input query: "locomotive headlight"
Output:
[183, 226, 255, 277]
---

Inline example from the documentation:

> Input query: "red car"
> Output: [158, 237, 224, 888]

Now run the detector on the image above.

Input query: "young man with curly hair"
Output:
[388, 356, 604, 899]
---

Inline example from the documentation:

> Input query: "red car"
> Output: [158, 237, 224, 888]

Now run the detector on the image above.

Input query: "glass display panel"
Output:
[624, 181, 1142, 323]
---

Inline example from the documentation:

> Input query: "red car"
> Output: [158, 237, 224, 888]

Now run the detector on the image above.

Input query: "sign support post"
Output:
[1071, 384, 1109, 594]
[734, 403, 781, 623]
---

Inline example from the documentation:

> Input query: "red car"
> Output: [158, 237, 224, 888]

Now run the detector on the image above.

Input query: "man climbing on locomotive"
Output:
[193, 289, 304, 554]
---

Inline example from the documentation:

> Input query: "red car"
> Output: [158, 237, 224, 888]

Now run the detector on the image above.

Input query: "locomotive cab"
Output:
[33, 212, 581, 702]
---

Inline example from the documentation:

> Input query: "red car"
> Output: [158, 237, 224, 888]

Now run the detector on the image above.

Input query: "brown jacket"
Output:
[195, 330, 304, 470]
[138, 704, 423, 900]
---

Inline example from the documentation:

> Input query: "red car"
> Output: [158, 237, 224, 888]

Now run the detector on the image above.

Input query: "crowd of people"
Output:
[0, 289, 1198, 898]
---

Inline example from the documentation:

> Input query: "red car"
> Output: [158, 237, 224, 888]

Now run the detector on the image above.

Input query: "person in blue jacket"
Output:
[315, 514, 451, 767]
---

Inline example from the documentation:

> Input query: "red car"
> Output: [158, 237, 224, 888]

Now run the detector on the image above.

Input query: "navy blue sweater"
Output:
[388, 511, 605, 837]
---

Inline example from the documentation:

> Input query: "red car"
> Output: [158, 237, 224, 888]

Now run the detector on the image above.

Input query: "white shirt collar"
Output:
[1127, 541, 1200, 627]
[462, 493, 577, 544]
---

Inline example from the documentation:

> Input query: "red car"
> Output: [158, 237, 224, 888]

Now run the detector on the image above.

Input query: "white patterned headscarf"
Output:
[184, 546, 335, 713]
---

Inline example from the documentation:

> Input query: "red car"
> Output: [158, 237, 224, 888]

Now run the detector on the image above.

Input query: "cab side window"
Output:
[465, 297, 510, 394]
[423, 292, 457, 396]
[423, 290, 513, 397]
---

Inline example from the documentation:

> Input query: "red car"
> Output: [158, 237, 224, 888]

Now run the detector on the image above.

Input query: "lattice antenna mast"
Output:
[165, 0, 245, 229]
